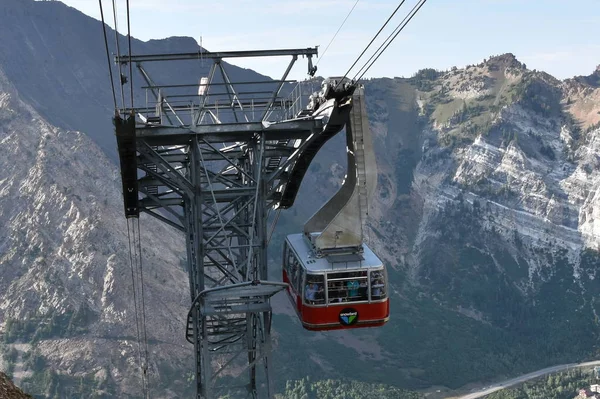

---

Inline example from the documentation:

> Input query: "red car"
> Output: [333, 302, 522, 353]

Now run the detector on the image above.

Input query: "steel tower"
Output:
[114, 47, 356, 398]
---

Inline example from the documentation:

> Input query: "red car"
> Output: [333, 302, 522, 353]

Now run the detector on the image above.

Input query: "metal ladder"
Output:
[350, 92, 369, 229]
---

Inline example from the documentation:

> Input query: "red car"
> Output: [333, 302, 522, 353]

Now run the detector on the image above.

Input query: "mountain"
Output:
[0, 58, 195, 397]
[2, 0, 600, 397]
[270, 54, 600, 392]
[0, 0, 272, 161]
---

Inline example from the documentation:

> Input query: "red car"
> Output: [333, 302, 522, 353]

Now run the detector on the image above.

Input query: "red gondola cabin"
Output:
[282, 233, 389, 331]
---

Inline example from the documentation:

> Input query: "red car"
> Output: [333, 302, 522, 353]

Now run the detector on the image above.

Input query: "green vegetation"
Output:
[430, 98, 464, 125]
[276, 378, 423, 399]
[21, 364, 116, 399]
[512, 74, 562, 118]
[156, 360, 194, 397]
[487, 368, 597, 399]
[3, 304, 95, 344]
[410, 200, 600, 388]
[1, 344, 18, 378]
[409, 68, 442, 91]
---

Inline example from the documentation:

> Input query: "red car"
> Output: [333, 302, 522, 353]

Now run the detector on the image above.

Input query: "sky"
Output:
[61, 0, 600, 81]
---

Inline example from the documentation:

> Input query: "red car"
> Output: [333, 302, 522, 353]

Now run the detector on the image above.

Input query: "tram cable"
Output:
[101, 0, 150, 394]
[339, 0, 407, 82]
[126, 0, 134, 109]
[127, 219, 149, 398]
[316, 0, 360, 67]
[111, 0, 126, 109]
[98, 0, 117, 110]
[353, 0, 427, 82]
[122, 0, 151, 394]
[135, 217, 151, 396]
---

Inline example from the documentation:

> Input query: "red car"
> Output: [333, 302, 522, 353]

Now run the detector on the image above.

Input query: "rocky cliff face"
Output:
[366, 54, 600, 290]
[272, 55, 600, 391]
[358, 55, 600, 387]
[0, 65, 193, 397]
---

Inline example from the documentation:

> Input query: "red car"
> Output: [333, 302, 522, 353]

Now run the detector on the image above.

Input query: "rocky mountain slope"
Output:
[0, 0, 272, 161]
[0, 372, 32, 399]
[271, 55, 600, 392]
[0, 64, 193, 397]
[2, 0, 600, 397]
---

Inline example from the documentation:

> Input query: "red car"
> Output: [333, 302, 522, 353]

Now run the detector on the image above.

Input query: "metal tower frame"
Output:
[114, 47, 331, 398]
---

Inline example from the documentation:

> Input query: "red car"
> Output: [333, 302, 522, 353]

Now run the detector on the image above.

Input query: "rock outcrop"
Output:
[0, 372, 32, 399]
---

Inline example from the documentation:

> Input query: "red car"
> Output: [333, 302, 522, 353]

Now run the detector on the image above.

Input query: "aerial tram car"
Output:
[283, 233, 389, 331]
[278, 79, 389, 331]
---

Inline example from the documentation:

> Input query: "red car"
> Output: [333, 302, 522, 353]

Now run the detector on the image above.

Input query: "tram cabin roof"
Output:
[286, 233, 383, 273]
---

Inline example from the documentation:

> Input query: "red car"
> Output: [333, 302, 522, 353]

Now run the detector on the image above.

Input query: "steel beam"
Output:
[137, 119, 322, 139]
[127, 100, 291, 116]
[140, 80, 297, 90]
[116, 47, 318, 63]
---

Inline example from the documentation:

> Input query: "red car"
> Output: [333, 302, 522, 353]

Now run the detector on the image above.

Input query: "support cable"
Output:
[350, 3, 417, 81]
[112, 0, 126, 108]
[316, 0, 360, 67]
[109, 1, 148, 395]
[135, 217, 151, 397]
[126, 0, 134, 109]
[339, 0, 407, 82]
[353, 0, 428, 82]
[127, 219, 149, 398]
[98, 0, 117, 110]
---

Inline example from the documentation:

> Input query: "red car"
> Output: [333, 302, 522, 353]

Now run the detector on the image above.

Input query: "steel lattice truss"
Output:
[115, 47, 326, 398]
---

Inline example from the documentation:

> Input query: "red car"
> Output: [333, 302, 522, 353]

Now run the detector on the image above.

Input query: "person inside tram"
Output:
[305, 283, 317, 303]
[372, 279, 385, 299]
[347, 279, 360, 299]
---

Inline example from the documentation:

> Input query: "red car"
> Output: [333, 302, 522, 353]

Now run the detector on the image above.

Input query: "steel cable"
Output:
[339, 0, 408, 82]
[135, 218, 151, 398]
[127, 219, 148, 398]
[354, 0, 428, 82]
[316, 0, 360, 67]
[126, 0, 134, 110]
[111, 0, 126, 108]
[98, 0, 117, 110]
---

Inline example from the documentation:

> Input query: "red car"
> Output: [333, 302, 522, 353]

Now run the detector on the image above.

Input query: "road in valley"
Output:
[455, 360, 600, 399]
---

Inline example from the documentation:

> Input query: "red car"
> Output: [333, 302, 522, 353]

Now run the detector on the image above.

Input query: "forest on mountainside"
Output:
[275, 378, 423, 399]
[486, 369, 598, 399]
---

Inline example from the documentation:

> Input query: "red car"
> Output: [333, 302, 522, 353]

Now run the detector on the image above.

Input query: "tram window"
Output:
[304, 274, 325, 305]
[287, 250, 295, 273]
[327, 271, 368, 303]
[291, 257, 302, 292]
[283, 244, 289, 270]
[370, 270, 386, 300]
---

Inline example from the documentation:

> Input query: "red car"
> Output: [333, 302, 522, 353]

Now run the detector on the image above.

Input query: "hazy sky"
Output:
[61, 0, 599, 81]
